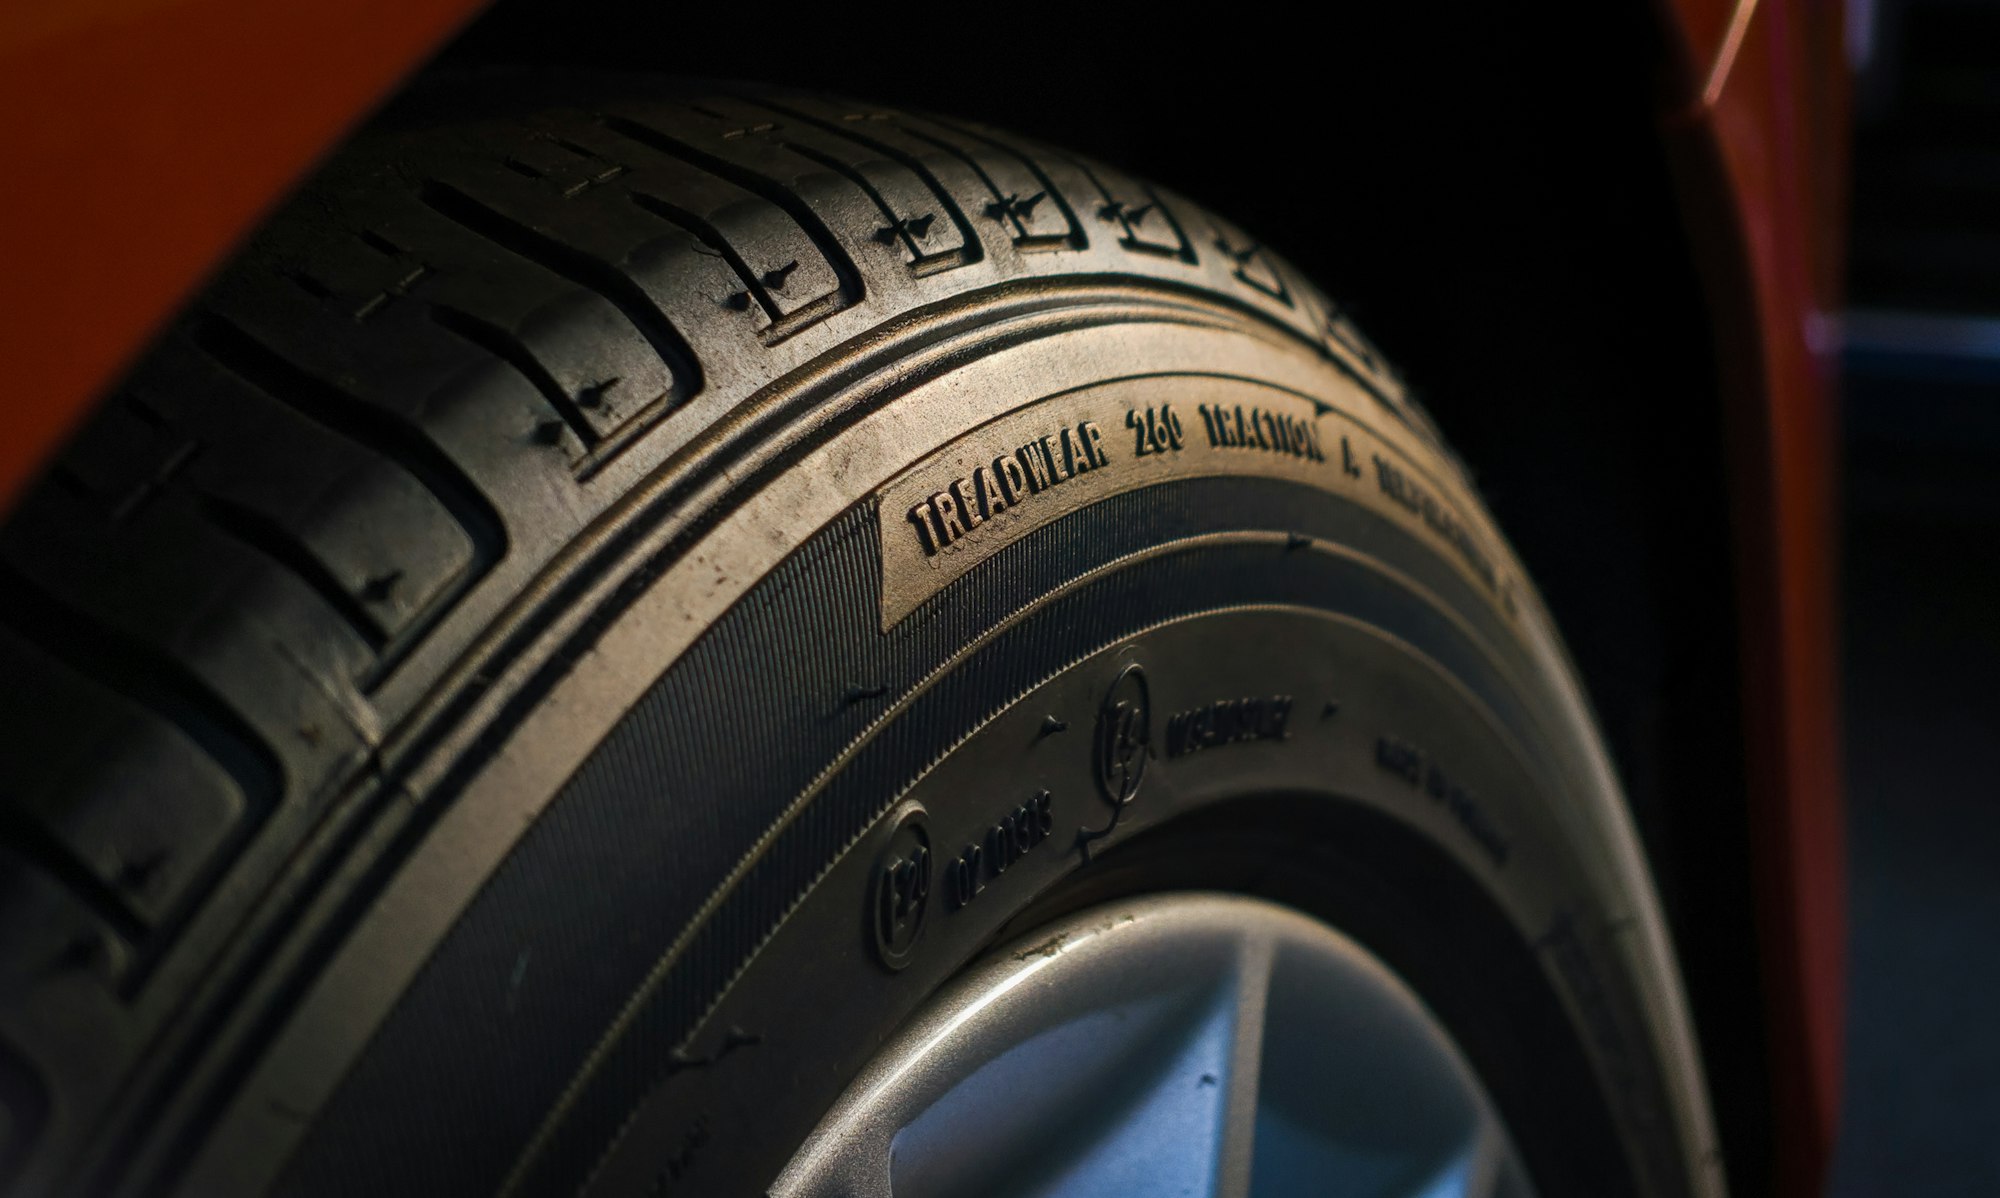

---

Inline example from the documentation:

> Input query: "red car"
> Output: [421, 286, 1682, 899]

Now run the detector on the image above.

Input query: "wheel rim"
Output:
[771, 892, 1537, 1198]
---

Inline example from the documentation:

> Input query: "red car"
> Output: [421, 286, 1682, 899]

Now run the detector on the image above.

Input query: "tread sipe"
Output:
[0, 78, 1417, 1194]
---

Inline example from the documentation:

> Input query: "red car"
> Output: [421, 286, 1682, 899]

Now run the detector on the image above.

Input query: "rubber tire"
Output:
[0, 75, 1719, 1197]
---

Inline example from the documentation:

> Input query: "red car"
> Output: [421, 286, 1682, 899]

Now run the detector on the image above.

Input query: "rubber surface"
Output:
[0, 75, 1715, 1197]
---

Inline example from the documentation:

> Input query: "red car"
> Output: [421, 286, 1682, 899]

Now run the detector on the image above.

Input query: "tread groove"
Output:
[191, 315, 506, 588]
[889, 115, 1084, 251]
[594, 113, 866, 312]
[747, 98, 983, 275]
[770, 140, 921, 260]
[1064, 156, 1197, 263]
[907, 114, 1089, 250]
[428, 304, 602, 450]
[191, 317, 509, 693]
[0, 567, 285, 993]
[623, 191, 783, 321]
[875, 120, 1016, 238]
[196, 493, 389, 654]
[0, 811, 148, 945]
[0, 570, 285, 825]
[417, 180, 705, 403]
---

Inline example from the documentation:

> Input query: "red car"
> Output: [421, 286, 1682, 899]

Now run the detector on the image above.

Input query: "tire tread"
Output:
[0, 78, 1414, 1195]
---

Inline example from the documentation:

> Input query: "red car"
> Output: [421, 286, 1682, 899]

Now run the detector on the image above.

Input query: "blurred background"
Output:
[1834, 1, 2000, 1193]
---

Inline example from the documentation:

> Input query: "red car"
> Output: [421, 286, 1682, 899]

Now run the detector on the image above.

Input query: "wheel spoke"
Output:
[1215, 933, 1276, 1198]
[770, 895, 1537, 1198]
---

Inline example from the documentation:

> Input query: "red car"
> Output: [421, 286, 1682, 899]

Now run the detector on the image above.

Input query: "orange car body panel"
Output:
[0, 0, 1848, 1190]
[1659, 1, 1849, 1193]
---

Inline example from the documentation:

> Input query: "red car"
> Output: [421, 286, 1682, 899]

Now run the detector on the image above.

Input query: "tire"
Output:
[0, 75, 1720, 1197]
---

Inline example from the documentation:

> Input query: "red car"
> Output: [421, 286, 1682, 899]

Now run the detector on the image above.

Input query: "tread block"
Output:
[142, 341, 475, 656]
[1070, 158, 1195, 261]
[0, 844, 131, 1194]
[425, 115, 835, 352]
[415, 145, 745, 397]
[46, 396, 200, 524]
[0, 484, 366, 828]
[711, 94, 979, 277]
[890, 112, 1083, 250]
[0, 627, 244, 928]
[1204, 211, 1293, 304]
[0, 845, 135, 991]
[743, 93, 1031, 266]
[188, 282, 508, 599]
[339, 197, 685, 456]
[500, 135, 631, 202]
[559, 116, 851, 330]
